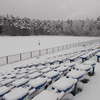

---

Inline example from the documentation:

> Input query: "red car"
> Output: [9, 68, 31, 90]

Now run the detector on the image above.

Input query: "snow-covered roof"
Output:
[3, 87, 28, 100]
[28, 77, 47, 88]
[44, 71, 59, 79]
[12, 78, 29, 87]
[0, 86, 10, 96]
[32, 90, 58, 100]
[67, 69, 86, 79]
[52, 77, 77, 91]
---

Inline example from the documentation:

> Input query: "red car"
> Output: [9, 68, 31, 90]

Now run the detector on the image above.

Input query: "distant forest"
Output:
[0, 15, 100, 36]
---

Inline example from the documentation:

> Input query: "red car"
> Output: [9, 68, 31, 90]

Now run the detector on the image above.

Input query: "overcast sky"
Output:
[0, 0, 100, 20]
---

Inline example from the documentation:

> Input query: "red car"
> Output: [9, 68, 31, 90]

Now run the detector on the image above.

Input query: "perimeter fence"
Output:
[0, 39, 100, 66]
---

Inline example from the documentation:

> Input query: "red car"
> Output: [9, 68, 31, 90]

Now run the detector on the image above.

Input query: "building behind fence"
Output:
[0, 39, 100, 66]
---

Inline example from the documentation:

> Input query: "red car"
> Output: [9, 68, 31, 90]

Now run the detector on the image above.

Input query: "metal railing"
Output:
[0, 39, 100, 66]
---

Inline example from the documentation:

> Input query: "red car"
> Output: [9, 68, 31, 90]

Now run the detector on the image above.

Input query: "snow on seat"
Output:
[18, 69, 28, 74]
[83, 60, 96, 66]
[67, 69, 86, 80]
[6, 73, 16, 79]
[32, 90, 58, 100]
[28, 77, 47, 89]
[74, 64, 92, 72]
[28, 68, 38, 74]
[0, 86, 11, 97]
[36, 65, 47, 70]
[43, 71, 59, 81]
[68, 53, 82, 62]
[40, 68, 52, 73]
[80, 54, 89, 59]
[1, 79, 14, 86]
[16, 73, 27, 79]
[3, 87, 29, 100]
[50, 64, 60, 69]
[64, 62, 75, 68]
[54, 66, 68, 76]
[28, 72, 42, 79]
[51, 77, 77, 93]
[80, 51, 96, 62]
[12, 78, 29, 87]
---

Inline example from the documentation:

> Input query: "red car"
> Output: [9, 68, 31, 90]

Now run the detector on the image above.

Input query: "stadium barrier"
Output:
[0, 39, 100, 66]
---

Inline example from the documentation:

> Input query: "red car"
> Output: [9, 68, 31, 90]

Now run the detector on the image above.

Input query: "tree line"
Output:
[0, 15, 100, 36]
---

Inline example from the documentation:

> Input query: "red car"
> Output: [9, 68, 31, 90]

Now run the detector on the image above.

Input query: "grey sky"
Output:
[0, 0, 100, 20]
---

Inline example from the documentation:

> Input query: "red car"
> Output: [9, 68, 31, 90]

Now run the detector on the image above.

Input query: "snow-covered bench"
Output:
[68, 52, 84, 63]
[51, 77, 77, 96]
[11, 78, 29, 87]
[27, 77, 47, 98]
[28, 69, 38, 74]
[3, 87, 29, 100]
[32, 77, 77, 100]
[43, 71, 60, 84]
[54, 66, 69, 76]
[27, 72, 42, 79]
[64, 62, 75, 69]
[6, 73, 16, 79]
[80, 50, 98, 62]
[0, 79, 14, 86]
[40, 67, 52, 74]
[36, 65, 47, 70]
[0, 86, 12, 99]
[50, 64, 60, 69]
[16, 73, 27, 79]
[67, 69, 86, 81]
[74, 64, 95, 76]
[83, 60, 96, 75]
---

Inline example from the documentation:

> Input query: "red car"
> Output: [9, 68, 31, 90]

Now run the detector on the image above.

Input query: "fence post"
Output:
[20, 53, 22, 61]
[6, 56, 8, 64]
[30, 51, 32, 58]
[46, 49, 48, 54]
[39, 50, 41, 56]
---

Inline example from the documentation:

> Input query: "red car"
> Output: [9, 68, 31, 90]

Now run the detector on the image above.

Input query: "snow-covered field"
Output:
[0, 36, 100, 100]
[0, 36, 99, 57]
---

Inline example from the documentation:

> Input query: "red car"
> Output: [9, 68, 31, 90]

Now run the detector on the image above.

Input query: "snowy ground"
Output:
[74, 57, 100, 100]
[0, 36, 99, 57]
[0, 36, 100, 100]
